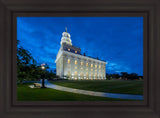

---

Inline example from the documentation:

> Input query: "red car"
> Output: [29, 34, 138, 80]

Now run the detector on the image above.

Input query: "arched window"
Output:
[86, 72, 88, 76]
[91, 64, 93, 67]
[68, 59, 70, 64]
[81, 62, 83, 66]
[75, 60, 77, 65]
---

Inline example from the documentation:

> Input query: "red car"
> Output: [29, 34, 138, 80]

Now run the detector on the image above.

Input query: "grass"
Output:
[17, 83, 133, 101]
[51, 80, 143, 95]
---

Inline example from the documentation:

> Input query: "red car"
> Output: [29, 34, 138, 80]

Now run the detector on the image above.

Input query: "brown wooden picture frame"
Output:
[0, 0, 160, 118]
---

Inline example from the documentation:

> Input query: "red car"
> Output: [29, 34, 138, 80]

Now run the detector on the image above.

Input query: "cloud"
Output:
[17, 17, 143, 75]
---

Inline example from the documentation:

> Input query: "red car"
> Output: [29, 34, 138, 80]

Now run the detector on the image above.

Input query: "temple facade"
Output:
[55, 28, 107, 80]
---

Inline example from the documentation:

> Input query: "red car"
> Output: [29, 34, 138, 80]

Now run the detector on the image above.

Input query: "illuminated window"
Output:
[68, 71, 70, 75]
[95, 73, 97, 76]
[91, 73, 93, 76]
[91, 64, 93, 67]
[86, 72, 88, 76]
[99, 65, 101, 69]
[81, 67, 83, 70]
[68, 49, 70, 51]
[86, 63, 88, 66]
[75, 71, 77, 75]
[86, 68, 88, 70]
[75, 51, 77, 53]
[95, 65, 97, 68]
[91, 69, 93, 71]
[81, 62, 83, 66]
[75, 67, 77, 69]
[81, 72, 83, 76]
[75, 60, 77, 65]
[68, 59, 70, 64]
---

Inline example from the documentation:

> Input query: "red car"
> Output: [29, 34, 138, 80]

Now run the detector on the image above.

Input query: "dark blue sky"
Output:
[17, 17, 143, 75]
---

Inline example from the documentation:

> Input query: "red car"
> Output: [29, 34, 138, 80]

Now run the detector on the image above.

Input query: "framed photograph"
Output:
[0, 0, 160, 118]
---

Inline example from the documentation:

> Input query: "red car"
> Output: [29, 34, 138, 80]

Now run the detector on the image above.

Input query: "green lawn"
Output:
[51, 80, 143, 95]
[17, 83, 132, 101]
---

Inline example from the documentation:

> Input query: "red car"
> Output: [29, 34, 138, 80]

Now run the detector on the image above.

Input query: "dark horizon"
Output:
[17, 17, 143, 76]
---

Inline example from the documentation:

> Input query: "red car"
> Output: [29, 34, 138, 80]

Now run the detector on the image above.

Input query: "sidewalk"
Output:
[43, 81, 143, 100]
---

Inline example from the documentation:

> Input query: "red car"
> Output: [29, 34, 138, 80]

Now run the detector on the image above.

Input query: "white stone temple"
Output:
[55, 28, 107, 80]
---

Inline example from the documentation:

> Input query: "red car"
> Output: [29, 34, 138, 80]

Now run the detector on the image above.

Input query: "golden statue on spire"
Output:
[65, 27, 67, 32]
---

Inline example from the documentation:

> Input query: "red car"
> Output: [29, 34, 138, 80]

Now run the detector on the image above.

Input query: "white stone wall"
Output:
[56, 52, 106, 80]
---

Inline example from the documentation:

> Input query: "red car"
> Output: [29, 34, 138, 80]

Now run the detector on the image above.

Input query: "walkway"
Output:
[42, 80, 143, 100]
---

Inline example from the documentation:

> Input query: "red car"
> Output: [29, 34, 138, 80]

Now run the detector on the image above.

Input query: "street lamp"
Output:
[41, 63, 46, 88]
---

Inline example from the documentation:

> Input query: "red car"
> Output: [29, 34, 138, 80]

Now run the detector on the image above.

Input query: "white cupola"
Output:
[60, 27, 72, 45]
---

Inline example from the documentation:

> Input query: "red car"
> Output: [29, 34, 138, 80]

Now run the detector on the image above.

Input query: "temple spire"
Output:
[60, 27, 72, 45]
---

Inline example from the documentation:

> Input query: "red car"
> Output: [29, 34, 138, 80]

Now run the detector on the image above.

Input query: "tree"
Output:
[17, 46, 37, 83]
[17, 40, 60, 83]
[112, 74, 120, 79]
[17, 47, 33, 65]
[121, 72, 129, 80]
[128, 73, 138, 80]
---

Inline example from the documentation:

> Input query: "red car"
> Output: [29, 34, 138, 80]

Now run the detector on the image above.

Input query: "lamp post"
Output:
[41, 63, 46, 88]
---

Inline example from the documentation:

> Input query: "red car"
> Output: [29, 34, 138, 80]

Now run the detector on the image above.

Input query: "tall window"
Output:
[75, 71, 77, 75]
[81, 62, 83, 66]
[91, 73, 93, 76]
[75, 50, 77, 53]
[86, 63, 88, 66]
[86, 72, 88, 76]
[68, 48, 70, 51]
[99, 65, 101, 69]
[91, 64, 93, 67]
[75, 67, 77, 69]
[68, 71, 70, 75]
[75, 60, 77, 65]
[81, 72, 83, 76]
[95, 65, 97, 68]
[91, 69, 93, 71]
[68, 59, 70, 64]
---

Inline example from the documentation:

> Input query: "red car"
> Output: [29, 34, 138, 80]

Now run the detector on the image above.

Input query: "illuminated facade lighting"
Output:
[91, 64, 93, 67]
[75, 60, 77, 65]
[86, 63, 88, 66]
[68, 59, 70, 64]
[55, 28, 106, 80]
